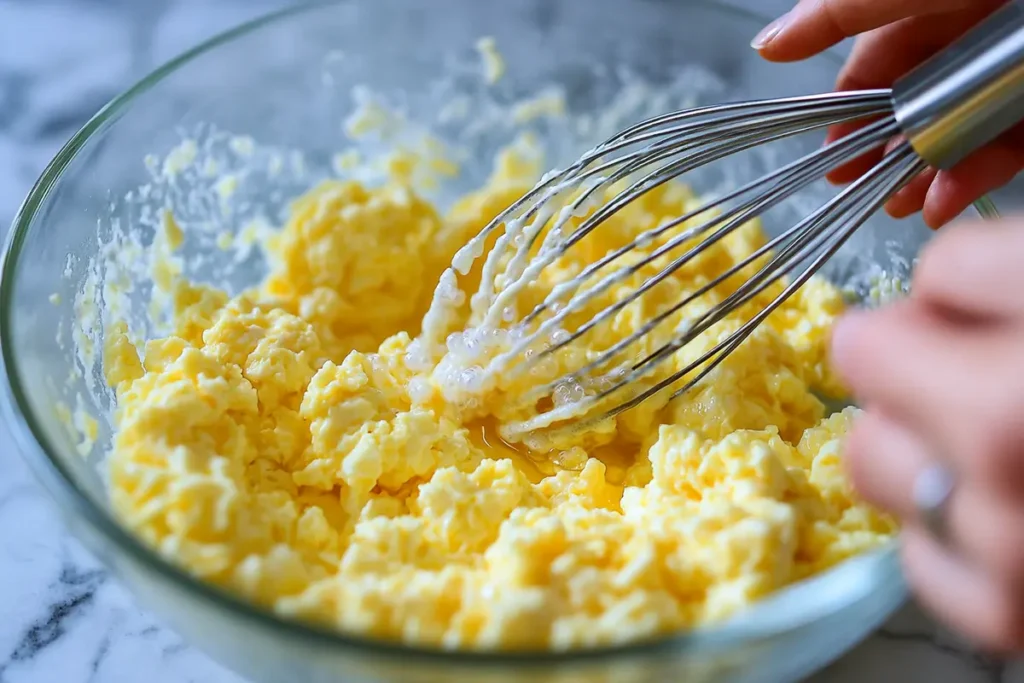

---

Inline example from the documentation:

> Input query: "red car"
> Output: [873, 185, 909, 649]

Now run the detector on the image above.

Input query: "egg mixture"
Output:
[103, 142, 896, 650]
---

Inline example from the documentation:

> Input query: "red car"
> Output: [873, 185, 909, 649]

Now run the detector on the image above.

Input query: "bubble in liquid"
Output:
[404, 339, 431, 371]
[459, 366, 485, 393]
[553, 448, 587, 471]
[552, 378, 586, 408]
[551, 329, 570, 345]
[523, 433, 548, 453]
[502, 306, 516, 322]
[446, 332, 467, 356]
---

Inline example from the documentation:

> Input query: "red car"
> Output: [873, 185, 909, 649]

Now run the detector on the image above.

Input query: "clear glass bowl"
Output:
[0, 1, 997, 681]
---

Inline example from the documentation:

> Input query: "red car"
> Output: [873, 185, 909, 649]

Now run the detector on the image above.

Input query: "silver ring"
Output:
[912, 462, 957, 544]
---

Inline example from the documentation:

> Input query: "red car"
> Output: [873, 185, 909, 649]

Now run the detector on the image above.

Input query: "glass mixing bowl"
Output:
[0, 1, 1000, 681]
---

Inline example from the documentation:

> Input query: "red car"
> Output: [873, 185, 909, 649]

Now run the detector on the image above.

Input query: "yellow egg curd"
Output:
[104, 145, 896, 650]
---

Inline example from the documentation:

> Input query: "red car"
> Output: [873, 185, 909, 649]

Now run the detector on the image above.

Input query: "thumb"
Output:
[752, 0, 978, 62]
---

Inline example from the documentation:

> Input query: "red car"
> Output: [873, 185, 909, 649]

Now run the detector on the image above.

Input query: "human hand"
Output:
[831, 218, 1024, 653]
[751, 0, 1024, 229]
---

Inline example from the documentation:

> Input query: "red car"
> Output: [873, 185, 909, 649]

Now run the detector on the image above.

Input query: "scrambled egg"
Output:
[104, 144, 895, 650]
[476, 37, 506, 85]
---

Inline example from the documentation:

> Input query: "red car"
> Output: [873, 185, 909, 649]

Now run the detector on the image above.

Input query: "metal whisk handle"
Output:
[894, 0, 1024, 169]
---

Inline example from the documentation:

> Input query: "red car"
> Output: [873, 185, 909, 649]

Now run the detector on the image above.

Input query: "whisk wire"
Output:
[495, 117, 902, 388]
[456, 94, 896, 315]
[501, 142, 924, 437]
[609, 90, 892, 144]
[592, 145, 927, 424]
[480, 114, 888, 331]
[453, 4, 1024, 439]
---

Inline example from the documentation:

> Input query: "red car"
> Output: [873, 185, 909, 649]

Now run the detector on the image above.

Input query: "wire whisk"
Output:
[423, 0, 1024, 441]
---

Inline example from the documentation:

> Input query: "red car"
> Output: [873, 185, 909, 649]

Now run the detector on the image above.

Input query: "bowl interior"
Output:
[2, 0, 919, 672]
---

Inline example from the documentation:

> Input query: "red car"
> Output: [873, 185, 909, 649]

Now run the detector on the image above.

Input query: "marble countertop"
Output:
[0, 0, 1021, 681]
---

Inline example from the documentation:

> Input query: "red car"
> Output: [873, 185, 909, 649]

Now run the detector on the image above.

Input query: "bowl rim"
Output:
[0, 0, 966, 665]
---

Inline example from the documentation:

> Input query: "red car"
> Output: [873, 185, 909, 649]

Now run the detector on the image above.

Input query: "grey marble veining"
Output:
[0, 0, 1021, 681]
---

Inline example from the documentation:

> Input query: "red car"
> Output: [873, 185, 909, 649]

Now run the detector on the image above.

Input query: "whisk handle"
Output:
[893, 0, 1024, 169]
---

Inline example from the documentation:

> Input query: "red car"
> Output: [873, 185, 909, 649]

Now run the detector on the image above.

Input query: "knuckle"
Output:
[819, 0, 857, 38]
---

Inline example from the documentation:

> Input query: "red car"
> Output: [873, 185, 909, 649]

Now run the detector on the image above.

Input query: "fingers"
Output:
[830, 303, 1024, 491]
[845, 411, 1024, 583]
[902, 528, 1024, 653]
[923, 140, 1024, 229]
[832, 11, 980, 92]
[752, 0, 976, 62]
[834, 132, 1024, 220]
[823, 125, 907, 187]
[844, 410, 930, 518]
[823, 119, 884, 184]
[885, 168, 937, 219]
[764, 1, 1018, 203]
[830, 302, 976, 427]
[831, 124, 1024, 223]
[821, 12, 990, 186]
[844, 377, 1024, 653]
[913, 219, 1024, 318]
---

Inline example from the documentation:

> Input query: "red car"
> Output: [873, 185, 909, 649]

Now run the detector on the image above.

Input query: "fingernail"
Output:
[884, 195, 909, 219]
[751, 12, 790, 50]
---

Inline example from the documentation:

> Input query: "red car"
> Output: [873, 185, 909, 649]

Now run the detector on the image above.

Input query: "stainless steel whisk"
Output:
[450, 0, 1024, 436]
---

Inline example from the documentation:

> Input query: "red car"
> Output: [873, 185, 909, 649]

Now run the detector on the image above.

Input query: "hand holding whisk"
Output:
[422, 0, 1024, 442]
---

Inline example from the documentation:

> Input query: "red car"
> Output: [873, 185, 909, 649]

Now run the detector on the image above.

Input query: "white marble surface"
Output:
[0, 0, 1021, 681]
